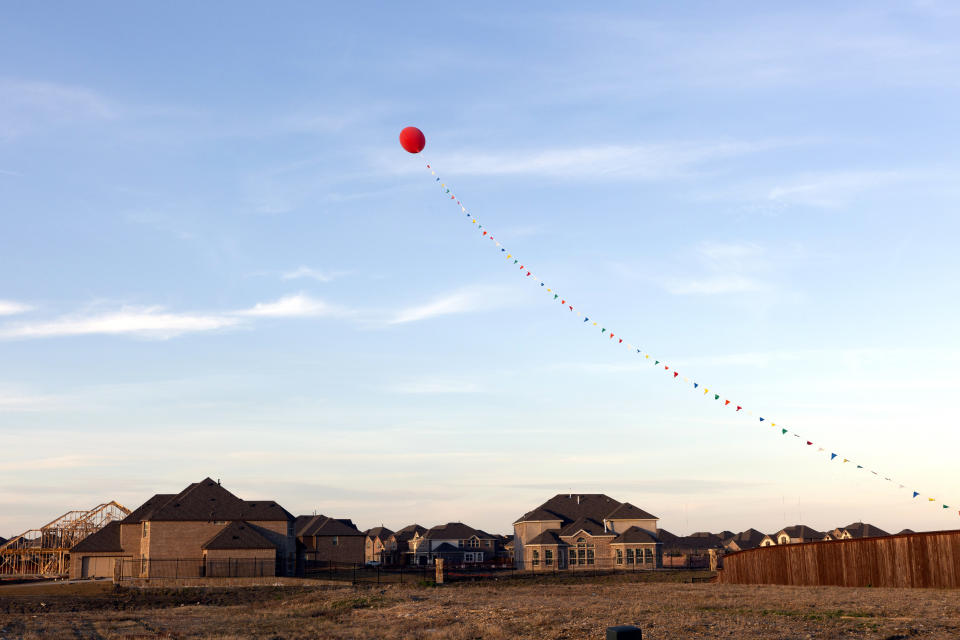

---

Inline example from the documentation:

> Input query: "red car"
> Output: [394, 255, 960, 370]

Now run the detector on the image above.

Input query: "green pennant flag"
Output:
[781, 428, 787, 434]
[602, 328, 606, 333]
[856, 465, 863, 469]
[714, 394, 719, 400]
[514, 260, 518, 264]
[944, 505, 950, 509]
[554, 294, 558, 299]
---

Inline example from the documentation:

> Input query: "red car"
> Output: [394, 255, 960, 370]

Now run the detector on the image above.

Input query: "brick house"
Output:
[68, 478, 295, 579]
[513, 494, 661, 570]
[722, 528, 766, 552]
[364, 526, 395, 564]
[410, 523, 500, 565]
[393, 524, 426, 565]
[294, 515, 364, 564]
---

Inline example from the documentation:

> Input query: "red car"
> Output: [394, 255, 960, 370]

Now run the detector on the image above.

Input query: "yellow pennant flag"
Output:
[929, 498, 936, 502]
[646, 355, 651, 359]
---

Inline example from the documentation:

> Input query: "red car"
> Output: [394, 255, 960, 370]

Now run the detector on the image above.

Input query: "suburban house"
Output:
[410, 522, 500, 565]
[294, 515, 364, 564]
[364, 526, 395, 564]
[69, 478, 295, 579]
[722, 528, 766, 552]
[830, 522, 890, 540]
[758, 525, 828, 547]
[660, 532, 725, 568]
[513, 494, 661, 570]
[393, 524, 426, 565]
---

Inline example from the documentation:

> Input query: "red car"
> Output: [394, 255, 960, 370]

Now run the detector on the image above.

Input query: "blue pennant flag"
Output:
[693, 382, 698, 388]
[583, 317, 588, 322]
[759, 417, 764, 422]
[913, 491, 919, 498]
[830, 453, 837, 460]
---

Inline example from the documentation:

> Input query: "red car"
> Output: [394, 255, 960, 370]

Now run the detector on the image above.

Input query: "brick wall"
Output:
[302, 535, 365, 563]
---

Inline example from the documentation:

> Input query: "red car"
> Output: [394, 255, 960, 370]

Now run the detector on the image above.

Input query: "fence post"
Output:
[377, 565, 380, 585]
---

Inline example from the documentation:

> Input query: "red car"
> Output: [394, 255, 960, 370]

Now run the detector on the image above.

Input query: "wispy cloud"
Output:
[0, 79, 116, 137]
[0, 300, 32, 316]
[389, 286, 509, 324]
[388, 378, 485, 394]
[658, 242, 774, 296]
[235, 293, 347, 318]
[281, 266, 346, 282]
[765, 170, 909, 208]
[427, 140, 786, 181]
[0, 306, 240, 340]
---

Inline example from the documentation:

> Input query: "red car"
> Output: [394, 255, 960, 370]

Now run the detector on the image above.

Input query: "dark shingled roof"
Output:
[559, 517, 611, 537]
[515, 494, 622, 525]
[295, 515, 363, 537]
[71, 522, 122, 553]
[144, 479, 292, 523]
[780, 525, 825, 540]
[202, 522, 277, 550]
[431, 542, 460, 553]
[841, 522, 890, 538]
[724, 528, 766, 550]
[514, 507, 566, 523]
[656, 528, 679, 543]
[121, 494, 177, 524]
[611, 526, 659, 544]
[527, 530, 563, 545]
[365, 526, 394, 540]
[423, 522, 492, 540]
[605, 502, 658, 521]
[394, 524, 426, 539]
[897, 529, 915, 535]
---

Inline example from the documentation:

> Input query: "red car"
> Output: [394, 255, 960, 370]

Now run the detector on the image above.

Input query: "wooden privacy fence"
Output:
[720, 529, 960, 588]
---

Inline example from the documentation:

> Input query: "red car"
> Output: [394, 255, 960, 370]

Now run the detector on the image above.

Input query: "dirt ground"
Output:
[1, 574, 959, 639]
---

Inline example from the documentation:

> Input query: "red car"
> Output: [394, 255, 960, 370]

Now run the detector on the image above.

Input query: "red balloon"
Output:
[399, 126, 426, 153]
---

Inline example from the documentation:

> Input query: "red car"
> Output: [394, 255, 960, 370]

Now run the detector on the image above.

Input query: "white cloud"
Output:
[0, 306, 239, 340]
[0, 79, 116, 137]
[235, 293, 346, 318]
[388, 379, 484, 394]
[660, 242, 774, 296]
[0, 300, 32, 316]
[281, 266, 344, 282]
[389, 286, 506, 324]
[766, 170, 908, 208]
[432, 140, 784, 181]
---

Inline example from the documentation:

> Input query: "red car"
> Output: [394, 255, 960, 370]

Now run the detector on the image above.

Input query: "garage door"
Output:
[81, 556, 115, 578]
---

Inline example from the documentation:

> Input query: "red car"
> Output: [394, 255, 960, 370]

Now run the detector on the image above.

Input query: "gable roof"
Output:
[295, 515, 362, 537]
[605, 502, 658, 520]
[559, 517, 611, 537]
[431, 542, 460, 553]
[656, 528, 679, 543]
[527, 530, 563, 545]
[515, 494, 622, 525]
[71, 522, 122, 553]
[365, 526, 394, 540]
[121, 494, 177, 524]
[664, 535, 725, 551]
[779, 525, 825, 539]
[423, 522, 491, 540]
[840, 522, 890, 538]
[611, 526, 659, 544]
[144, 478, 292, 523]
[202, 522, 276, 550]
[394, 524, 426, 538]
[724, 528, 766, 550]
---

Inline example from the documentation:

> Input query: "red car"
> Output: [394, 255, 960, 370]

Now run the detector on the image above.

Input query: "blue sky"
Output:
[2, 2, 959, 538]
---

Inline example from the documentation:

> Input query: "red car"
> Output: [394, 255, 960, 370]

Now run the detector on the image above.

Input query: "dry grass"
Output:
[2, 574, 959, 639]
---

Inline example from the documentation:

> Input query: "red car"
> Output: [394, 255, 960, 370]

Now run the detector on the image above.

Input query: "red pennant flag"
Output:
[483, 231, 487, 235]
[569, 305, 573, 311]
[526, 271, 531, 276]
[450, 195, 454, 199]
[664, 366, 669, 370]
[807, 441, 813, 445]
[724, 400, 730, 406]
[519, 265, 524, 269]
[673, 372, 679, 378]
[561, 300, 565, 304]
[619, 339, 623, 343]
[609, 334, 614, 339]
[736, 406, 742, 411]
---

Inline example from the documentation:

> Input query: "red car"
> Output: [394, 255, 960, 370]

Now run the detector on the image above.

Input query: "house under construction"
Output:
[0, 501, 130, 577]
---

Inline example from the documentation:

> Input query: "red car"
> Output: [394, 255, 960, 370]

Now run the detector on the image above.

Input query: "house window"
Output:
[468, 538, 479, 548]
[545, 550, 553, 566]
[586, 549, 594, 565]
[569, 549, 577, 566]
[532, 550, 540, 566]
[644, 548, 653, 564]
[616, 549, 623, 565]
[332, 536, 339, 546]
[142, 521, 149, 538]
[626, 549, 634, 564]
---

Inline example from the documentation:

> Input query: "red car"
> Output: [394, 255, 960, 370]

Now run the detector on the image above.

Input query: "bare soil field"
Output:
[1, 573, 959, 639]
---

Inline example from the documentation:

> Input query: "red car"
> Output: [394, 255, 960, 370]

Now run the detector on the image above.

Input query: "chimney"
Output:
[577, 495, 581, 505]
[217, 478, 221, 486]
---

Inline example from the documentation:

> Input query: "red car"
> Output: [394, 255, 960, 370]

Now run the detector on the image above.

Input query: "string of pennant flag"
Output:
[421, 159, 957, 518]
